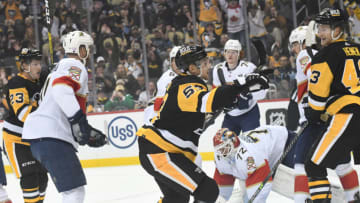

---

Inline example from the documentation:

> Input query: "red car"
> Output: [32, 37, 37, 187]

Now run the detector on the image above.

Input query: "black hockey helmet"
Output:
[19, 48, 42, 63]
[175, 45, 207, 73]
[315, 8, 348, 28]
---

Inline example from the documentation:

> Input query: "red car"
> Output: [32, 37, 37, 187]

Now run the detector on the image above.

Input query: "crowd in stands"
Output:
[0, 0, 355, 117]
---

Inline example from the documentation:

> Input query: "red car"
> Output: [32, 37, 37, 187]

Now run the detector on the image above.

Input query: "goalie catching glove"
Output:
[68, 110, 107, 147]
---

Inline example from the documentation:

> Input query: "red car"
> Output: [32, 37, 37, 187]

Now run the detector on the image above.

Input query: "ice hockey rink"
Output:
[4, 161, 292, 203]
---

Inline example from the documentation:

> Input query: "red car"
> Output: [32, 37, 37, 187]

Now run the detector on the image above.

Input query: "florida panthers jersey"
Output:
[214, 125, 288, 203]
[22, 58, 88, 149]
[295, 49, 317, 124]
[143, 69, 178, 125]
[212, 61, 266, 116]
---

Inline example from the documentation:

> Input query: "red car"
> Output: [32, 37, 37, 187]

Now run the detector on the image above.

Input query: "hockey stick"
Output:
[248, 122, 308, 203]
[104, 120, 110, 145]
[44, 0, 54, 66]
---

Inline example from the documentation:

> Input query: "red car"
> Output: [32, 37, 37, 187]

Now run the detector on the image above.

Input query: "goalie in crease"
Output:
[213, 125, 296, 203]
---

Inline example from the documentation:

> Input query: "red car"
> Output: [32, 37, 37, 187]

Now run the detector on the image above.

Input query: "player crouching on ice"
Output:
[213, 126, 296, 203]
[22, 31, 107, 203]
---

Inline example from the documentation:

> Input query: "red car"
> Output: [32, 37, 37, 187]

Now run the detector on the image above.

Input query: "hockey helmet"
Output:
[289, 26, 308, 47]
[62, 31, 94, 61]
[175, 45, 207, 73]
[315, 8, 348, 28]
[19, 48, 42, 63]
[224, 39, 242, 52]
[169, 46, 181, 61]
[213, 128, 240, 159]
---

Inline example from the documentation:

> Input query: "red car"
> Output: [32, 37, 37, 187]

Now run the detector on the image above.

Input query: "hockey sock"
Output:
[62, 186, 85, 203]
[294, 164, 311, 203]
[20, 174, 41, 203]
[213, 168, 235, 200]
[0, 185, 8, 202]
[335, 163, 360, 202]
[308, 177, 331, 203]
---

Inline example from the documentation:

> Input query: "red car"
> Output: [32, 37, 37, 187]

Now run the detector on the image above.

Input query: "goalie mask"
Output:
[213, 128, 240, 160]
[62, 31, 94, 64]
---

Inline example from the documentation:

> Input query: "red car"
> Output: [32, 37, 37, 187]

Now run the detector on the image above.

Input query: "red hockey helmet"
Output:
[213, 128, 240, 158]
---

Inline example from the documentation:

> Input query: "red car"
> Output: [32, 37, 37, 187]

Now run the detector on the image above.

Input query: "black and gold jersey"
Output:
[137, 74, 242, 160]
[308, 40, 360, 116]
[3, 73, 41, 138]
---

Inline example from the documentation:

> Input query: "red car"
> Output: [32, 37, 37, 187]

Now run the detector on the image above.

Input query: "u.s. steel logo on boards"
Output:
[107, 116, 138, 149]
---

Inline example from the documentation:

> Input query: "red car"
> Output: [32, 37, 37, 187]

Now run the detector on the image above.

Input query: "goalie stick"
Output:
[248, 122, 308, 203]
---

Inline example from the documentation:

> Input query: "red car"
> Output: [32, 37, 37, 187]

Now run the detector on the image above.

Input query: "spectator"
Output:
[104, 84, 135, 111]
[198, 0, 222, 35]
[125, 53, 142, 79]
[114, 63, 140, 100]
[147, 49, 163, 80]
[263, 6, 287, 48]
[5, 0, 22, 21]
[219, 0, 246, 50]
[173, 4, 192, 30]
[248, 3, 270, 53]
[59, 15, 78, 36]
[268, 43, 281, 69]
[136, 80, 156, 109]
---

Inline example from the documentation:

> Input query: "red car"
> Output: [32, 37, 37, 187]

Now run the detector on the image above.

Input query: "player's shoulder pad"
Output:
[7, 75, 28, 89]
[239, 60, 257, 71]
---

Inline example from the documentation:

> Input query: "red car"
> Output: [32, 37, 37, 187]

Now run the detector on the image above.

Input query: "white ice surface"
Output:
[5, 161, 293, 203]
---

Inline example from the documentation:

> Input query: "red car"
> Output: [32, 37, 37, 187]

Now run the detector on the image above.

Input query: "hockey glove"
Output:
[235, 73, 269, 94]
[68, 110, 90, 145]
[88, 127, 107, 147]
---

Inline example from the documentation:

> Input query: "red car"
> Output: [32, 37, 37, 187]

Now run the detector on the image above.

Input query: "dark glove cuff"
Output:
[68, 110, 85, 124]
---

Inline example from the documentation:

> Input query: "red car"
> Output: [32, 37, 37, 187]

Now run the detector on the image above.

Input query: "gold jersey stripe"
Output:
[149, 153, 196, 192]
[205, 88, 217, 112]
[309, 62, 333, 98]
[136, 128, 196, 161]
[326, 95, 360, 115]
[308, 180, 330, 187]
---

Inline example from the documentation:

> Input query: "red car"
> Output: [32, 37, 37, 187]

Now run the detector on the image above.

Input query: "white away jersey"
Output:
[212, 61, 266, 116]
[144, 69, 177, 125]
[295, 49, 317, 124]
[214, 125, 288, 202]
[22, 58, 89, 149]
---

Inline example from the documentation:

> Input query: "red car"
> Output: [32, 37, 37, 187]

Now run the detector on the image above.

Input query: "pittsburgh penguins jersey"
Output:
[308, 40, 360, 116]
[137, 75, 242, 161]
[22, 58, 88, 149]
[3, 73, 41, 138]
[212, 60, 266, 116]
[296, 48, 317, 124]
[214, 125, 288, 203]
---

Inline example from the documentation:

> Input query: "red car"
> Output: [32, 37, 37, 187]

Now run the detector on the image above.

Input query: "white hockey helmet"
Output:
[289, 26, 308, 47]
[213, 128, 240, 159]
[224, 39, 242, 52]
[169, 46, 181, 61]
[62, 31, 94, 62]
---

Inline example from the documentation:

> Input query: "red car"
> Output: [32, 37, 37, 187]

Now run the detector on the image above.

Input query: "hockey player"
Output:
[211, 39, 267, 201]
[213, 126, 296, 203]
[2, 48, 46, 203]
[289, 25, 325, 203]
[305, 8, 360, 203]
[137, 45, 270, 203]
[22, 31, 107, 203]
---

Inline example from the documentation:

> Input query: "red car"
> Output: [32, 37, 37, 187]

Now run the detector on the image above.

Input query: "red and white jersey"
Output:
[214, 125, 288, 203]
[212, 61, 266, 116]
[144, 69, 178, 125]
[23, 58, 88, 149]
[295, 49, 317, 124]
